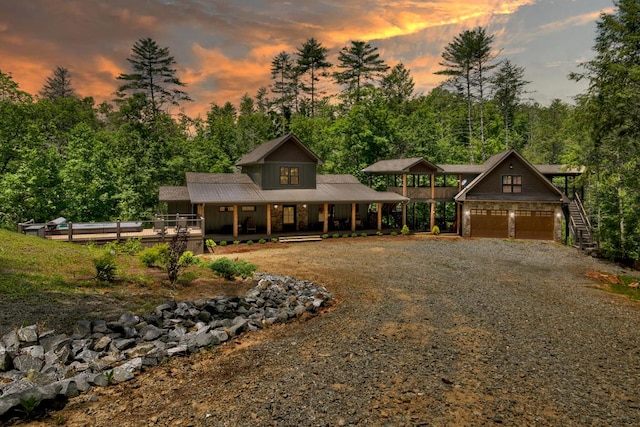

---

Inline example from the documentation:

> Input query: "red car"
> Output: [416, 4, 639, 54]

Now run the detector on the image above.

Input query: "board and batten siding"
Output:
[260, 162, 317, 190]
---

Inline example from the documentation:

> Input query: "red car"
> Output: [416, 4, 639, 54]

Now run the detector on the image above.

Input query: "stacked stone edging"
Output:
[0, 273, 332, 418]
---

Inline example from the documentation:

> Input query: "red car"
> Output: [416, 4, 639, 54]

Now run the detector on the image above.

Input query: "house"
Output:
[363, 149, 585, 242]
[159, 134, 409, 238]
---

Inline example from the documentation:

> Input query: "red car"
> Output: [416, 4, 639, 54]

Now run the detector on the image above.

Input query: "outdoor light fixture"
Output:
[510, 212, 515, 218]
[274, 204, 278, 209]
[303, 204, 307, 208]
[509, 163, 513, 169]
[464, 210, 470, 216]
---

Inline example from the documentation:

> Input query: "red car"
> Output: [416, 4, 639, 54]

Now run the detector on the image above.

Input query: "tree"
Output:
[491, 59, 529, 150]
[116, 37, 192, 115]
[296, 38, 332, 117]
[0, 70, 31, 103]
[40, 67, 77, 101]
[381, 63, 415, 112]
[436, 27, 498, 162]
[270, 51, 298, 117]
[333, 40, 389, 104]
[570, 0, 640, 263]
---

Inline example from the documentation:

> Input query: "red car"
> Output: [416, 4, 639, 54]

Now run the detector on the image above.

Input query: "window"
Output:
[280, 166, 299, 185]
[283, 206, 295, 224]
[502, 175, 522, 193]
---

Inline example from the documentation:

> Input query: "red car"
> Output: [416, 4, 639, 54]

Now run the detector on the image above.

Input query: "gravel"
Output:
[21, 237, 640, 426]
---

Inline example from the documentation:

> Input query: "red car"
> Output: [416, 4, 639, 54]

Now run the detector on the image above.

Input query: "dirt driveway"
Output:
[26, 236, 640, 426]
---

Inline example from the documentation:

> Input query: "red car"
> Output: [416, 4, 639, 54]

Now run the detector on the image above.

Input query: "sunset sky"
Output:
[1, 0, 614, 118]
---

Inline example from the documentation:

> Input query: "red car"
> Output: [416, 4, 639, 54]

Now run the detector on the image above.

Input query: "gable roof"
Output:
[236, 133, 323, 166]
[362, 158, 443, 174]
[454, 149, 568, 203]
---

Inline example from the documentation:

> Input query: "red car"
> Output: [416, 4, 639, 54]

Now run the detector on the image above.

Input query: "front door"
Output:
[283, 205, 296, 232]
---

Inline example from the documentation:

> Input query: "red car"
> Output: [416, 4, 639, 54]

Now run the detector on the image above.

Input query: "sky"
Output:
[1, 0, 615, 118]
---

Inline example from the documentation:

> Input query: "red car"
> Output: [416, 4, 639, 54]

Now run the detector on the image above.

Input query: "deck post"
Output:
[402, 173, 408, 228]
[377, 203, 382, 231]
[267, 204, 272, 236]
[67, 222, 73, 242]
[233, 205, 239, 238]
[323, 203, 329, 234]
[351, 203, 357, 232]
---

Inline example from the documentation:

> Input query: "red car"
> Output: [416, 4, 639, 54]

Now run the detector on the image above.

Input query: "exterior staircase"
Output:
[567, 196, 597, 250]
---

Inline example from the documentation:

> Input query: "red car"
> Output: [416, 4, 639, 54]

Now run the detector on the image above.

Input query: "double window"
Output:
[280, 166, 299, 185]
[502, 175, 522, 193]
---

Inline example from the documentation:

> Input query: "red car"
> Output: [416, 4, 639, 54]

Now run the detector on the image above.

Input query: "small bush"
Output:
[94, 252, 117, 282]
[351, 232, 358, 238]
[431, 225, 440, 235]
[361, 232, 367, 237]
[332, 233, 340, 238]
[322, 234, 329, 239]
[219, 240, 227, 246]
[208, 257, 258, 280]
[247, 240, 254, 245]
[376, 231, 383, 236]
[390, 231, 398, 236]
[271, 237, 279, 243]
[120, 238, 143, 254]
[139, 244, 168, 268]
[233, 240, 241, 245]
[259, 238, 267, 244]
[401, 225, 410, 236]
[342, 233, 350, 238]
[205, 239, 216, 249]
[178, 251, 197, 267]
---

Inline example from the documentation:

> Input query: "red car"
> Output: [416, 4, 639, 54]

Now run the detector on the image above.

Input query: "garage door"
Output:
[515, 210, 554, 240]
[470, 209, 508, 238]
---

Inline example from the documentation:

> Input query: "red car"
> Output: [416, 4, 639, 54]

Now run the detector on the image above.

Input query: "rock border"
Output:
[0, 273, 332, 419]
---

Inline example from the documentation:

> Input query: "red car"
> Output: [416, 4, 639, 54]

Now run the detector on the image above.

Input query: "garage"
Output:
[515, 210, 554, 240]
[470, 209, 508, 238]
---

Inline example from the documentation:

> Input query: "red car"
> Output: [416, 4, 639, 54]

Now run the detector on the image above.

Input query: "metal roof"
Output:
[159, 186, 190, 201]
[182, 173, 407, 204]
[362, 158, 442, 174]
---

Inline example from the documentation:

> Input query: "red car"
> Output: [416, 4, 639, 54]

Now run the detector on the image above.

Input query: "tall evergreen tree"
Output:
[381, 63, 415, 113]
[296, 38, 332, 117]
[491, 59, 529, 150]
[333, 40, 389, 104]
[571, 0, 640, 262]
[270, 51, 298, 117]
[436, 27, 498, 162]
[40, 66, 77, 101]
[116, 37, 192, 115]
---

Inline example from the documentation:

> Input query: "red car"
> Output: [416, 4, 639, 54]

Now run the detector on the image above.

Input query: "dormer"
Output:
[236, 134, 322, 190]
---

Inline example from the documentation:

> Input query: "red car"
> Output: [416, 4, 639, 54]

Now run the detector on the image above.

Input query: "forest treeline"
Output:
[0, 1, 638, 264]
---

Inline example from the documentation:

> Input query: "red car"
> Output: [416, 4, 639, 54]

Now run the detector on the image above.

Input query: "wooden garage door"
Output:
[515, 210, 554, 240]
[470, 209, 508, 238]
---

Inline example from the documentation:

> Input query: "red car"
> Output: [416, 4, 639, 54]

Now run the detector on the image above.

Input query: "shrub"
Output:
[376, 231, 383, 236]
[332, 233, 340, 238]
[401, 225, 410, 236]
[208, 257, 258, 280]
[431, 225, 441, 235]
[247, 240, 254, 245]
[390, 231, 398, 236]
[104, 238, 142, 255]
[271, 237, 279, 243]
[139, 244, 168, 268]
[351, 232, 358, 238]
[94, 252, 117, 282]
[219, 240, 227, 246]
[205, 239, 216, 250]
[259, 238, 267, 244]
[233, 240, 241, 245]
[342, 233, 350, 238]
[322, 234, 329, 239]
[361, 232, 367, 237]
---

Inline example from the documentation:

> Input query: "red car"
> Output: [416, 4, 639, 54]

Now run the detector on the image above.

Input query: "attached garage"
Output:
[515, 210, 554, 240]
[470, 209, 508, 238]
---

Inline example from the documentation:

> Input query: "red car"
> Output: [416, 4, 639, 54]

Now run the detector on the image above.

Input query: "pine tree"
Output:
[333, 40, 389, 104]
[491, 59, 529, 150]
[116, 37, 192, 114]
[381, 63, 415, 111]
[40, 67, 77, 101]
[296, 38, 332, 117]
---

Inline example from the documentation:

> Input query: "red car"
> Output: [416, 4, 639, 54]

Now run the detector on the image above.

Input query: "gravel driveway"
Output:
[28, 237, 639, 426]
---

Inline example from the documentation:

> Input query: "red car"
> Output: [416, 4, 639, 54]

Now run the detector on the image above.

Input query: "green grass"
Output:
[607, 275, 640, 301]
[0, 229, 99, 297]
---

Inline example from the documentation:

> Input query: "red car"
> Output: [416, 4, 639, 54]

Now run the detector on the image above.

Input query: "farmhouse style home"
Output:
[160, 133, 588, 244]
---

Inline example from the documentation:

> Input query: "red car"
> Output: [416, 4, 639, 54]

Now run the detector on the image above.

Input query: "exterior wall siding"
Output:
[461, 201, 562, 242]
[260, 162, 317, 189]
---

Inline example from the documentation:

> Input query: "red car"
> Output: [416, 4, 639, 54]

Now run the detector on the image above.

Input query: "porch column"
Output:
[266, 204, 272, 236]
[323, 203, 329, 234]
[233, 204, 239, 238]
[430, 173, 436, 231]
[402, 173, 408, 227]
[457, 174, 462, 235]
[377, 203, 382, 231]
[351, 203, 357, 232]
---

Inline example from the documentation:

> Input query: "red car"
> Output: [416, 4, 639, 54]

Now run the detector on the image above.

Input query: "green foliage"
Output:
[233, 240, 241, 245]
[351, 232, 358, 238]
[376, 231, 383, 236]
[104, 370, 115, 385]
[139, 244, 168, 268]
[259, 238, 267, 244]
[205, 239, 216, 249]
[208, 257, 258, 280]
[342, 233, 350, 238]
[271, 237, 279, 243]
[361, 232, 367, 237]
[94, 252, 117, 282]
[220, 240, 228, 246]
[322, 234, 329, 239]
[105, 238, 143, 255]
[18, 395, 40, 418]
[247, 240, 254, 245]
[332, 233, 340, 238]
[390, 231, 398, 236]
[432, 225, 441, 235]
[401, 225, 410, 235]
